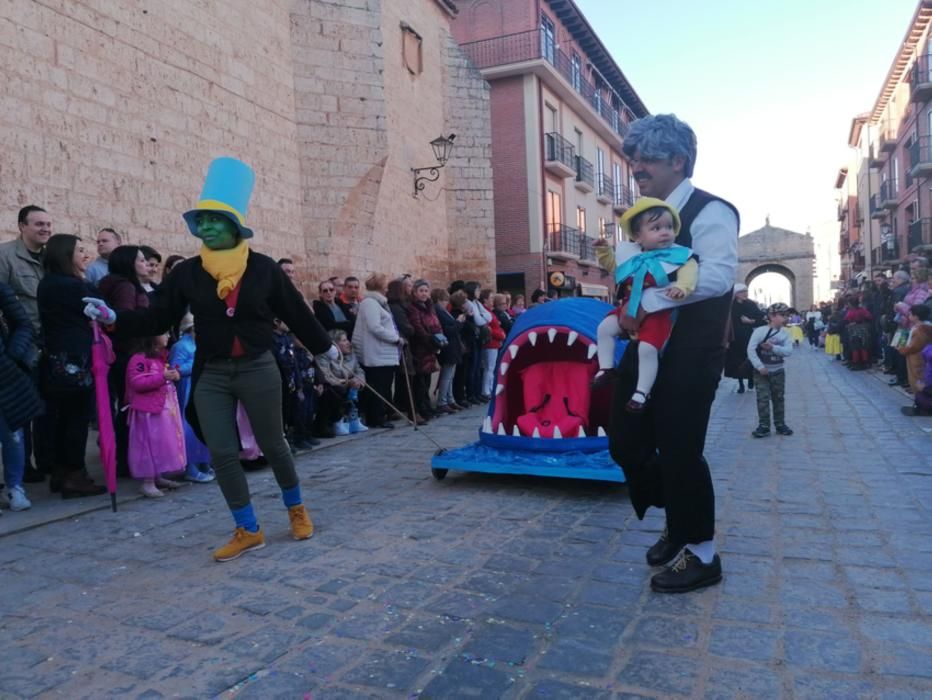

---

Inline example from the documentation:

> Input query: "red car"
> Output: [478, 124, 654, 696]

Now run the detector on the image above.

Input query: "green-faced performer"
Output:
[84, 157, 336, 562]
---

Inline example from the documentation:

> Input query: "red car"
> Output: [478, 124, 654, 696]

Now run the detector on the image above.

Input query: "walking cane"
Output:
[362, 380, 447, 453]
[400, 348, 420, 431]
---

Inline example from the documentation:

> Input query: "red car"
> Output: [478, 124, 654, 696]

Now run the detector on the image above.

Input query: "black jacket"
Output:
[38, 273, 96, 358]
[0, 281, 42, 431]
[435, 303, 464, 365]
[115, 251, 331, 361]
[312, 298, 355, 338]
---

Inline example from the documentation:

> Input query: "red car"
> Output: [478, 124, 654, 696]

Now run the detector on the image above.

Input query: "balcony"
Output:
[459, 30, 634, 143]
[597, 174, 614, 204]
[579, 235, 598, 264]
[613, 184, 635, 214]
[911, 54, 932, 103]
[909, 137, 932, 176]
[544, 132, 576, 178]
[838, 234, 850, 256]
[871, 240, 899, 266]
[879, 180, 898, 209]
[909, 218, 932, 251]
[837, 201, 848, 222]
[602, 222, 619, 243]
[878, 121, 898, 153]
[869, 193, 885, 219]
[574, 155, 594, 192]
[547, 224, 582, 260]
[868, 143, 884, 168]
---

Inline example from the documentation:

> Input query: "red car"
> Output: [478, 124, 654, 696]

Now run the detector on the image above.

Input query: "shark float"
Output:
[431, 297, 626, 483]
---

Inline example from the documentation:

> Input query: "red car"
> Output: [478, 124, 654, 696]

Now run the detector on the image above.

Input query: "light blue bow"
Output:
[615, 247, 692, 317]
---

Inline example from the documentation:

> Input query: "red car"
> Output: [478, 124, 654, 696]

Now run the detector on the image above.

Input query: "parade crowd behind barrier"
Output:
[1, 203, 931, 514]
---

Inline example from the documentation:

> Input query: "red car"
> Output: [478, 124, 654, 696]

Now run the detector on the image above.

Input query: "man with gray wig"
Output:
[609, 113, 739, 593]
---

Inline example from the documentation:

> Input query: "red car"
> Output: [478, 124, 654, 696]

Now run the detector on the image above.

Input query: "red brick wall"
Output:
[451, 0, 537, 43]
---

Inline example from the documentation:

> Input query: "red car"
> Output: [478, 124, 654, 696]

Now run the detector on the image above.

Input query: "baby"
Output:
[593, 198, 697, 412]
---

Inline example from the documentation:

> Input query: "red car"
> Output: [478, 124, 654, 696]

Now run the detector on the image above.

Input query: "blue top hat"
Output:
[182, 157, 255, 239]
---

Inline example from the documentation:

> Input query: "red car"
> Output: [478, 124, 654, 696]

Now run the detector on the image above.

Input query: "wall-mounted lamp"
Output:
[412, 134, 456, 198]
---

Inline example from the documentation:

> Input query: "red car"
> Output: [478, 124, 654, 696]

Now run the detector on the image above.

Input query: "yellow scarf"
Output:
[199, 240, 249, 299]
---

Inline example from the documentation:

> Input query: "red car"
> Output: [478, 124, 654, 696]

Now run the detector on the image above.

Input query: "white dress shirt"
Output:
[634, 178, 738, 314]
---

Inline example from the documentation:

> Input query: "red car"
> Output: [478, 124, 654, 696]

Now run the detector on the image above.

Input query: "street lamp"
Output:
[412, 134, 456, 198]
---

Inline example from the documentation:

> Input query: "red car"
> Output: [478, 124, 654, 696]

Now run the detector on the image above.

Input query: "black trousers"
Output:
[608, 340, 723, 546]
[361, 365, 396, 427]
[108, 353, 130, 477]
[45, 388, 93, 481]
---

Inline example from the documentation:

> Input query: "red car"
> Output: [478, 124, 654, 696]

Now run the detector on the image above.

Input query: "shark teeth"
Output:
[495, 383, 504, 396]
[512, 425, 521, 437]
[552, 426, 562, 439]
[547, 328, 557, 343]
[532, 427, 541, 438]
[587, 343, 598, 360]
[482, 417, 492, 433]
[528, 332, 537, 346]
[500, 362, 510, 376]
[508, 344, 519, 359]
[567, 331, 578, 346]
[497, 423, 506, 436]
[597, 426, 607, 437]
[577, 426, 586, 437]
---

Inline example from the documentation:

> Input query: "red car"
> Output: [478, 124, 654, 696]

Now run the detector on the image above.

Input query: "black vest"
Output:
[669, 187, 740, 350]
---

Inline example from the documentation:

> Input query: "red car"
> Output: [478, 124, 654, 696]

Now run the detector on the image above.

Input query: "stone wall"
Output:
[0, 0, 495, 296]
[738, 223, 816, 311]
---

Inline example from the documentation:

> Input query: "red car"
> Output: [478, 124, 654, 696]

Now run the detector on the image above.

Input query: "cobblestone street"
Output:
[2, 347, 931, 699]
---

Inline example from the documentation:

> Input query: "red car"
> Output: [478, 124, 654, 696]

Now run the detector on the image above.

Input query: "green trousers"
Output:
[755, 369, 786, 429]
[193, 351, 297, 511]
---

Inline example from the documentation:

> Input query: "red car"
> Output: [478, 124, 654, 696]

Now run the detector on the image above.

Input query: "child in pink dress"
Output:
[126, 334, 187, 497]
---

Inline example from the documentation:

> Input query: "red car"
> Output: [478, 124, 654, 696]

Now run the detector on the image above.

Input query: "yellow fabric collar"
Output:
[199, 240, 249, 299]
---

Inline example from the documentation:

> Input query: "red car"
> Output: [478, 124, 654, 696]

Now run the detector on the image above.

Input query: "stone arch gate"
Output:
[737, 220, 816, 311]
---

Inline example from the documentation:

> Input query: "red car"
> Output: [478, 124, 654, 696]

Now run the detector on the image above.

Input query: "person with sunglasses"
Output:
[312, 280, 355, 338]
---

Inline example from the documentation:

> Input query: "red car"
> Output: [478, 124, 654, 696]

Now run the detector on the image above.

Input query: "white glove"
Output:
[82, 297, 117, 325]
[326, 344, 340, 360]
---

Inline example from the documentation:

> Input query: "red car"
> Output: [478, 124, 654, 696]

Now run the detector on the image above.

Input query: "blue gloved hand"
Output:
[81, 297, 117, 325]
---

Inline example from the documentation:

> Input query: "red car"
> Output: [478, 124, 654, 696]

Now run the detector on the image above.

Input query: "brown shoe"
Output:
[287, 504, 314, 540]
[61, 475, 107, 499]
[625, 390, 649, 413]
[214, 527, 266, 562]
[591, 368, 617, 389]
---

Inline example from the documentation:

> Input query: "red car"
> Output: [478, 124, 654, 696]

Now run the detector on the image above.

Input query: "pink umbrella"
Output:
[91, 322, 118, 511]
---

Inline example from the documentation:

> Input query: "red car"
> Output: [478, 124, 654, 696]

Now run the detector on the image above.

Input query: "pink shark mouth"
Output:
[484, 325, 612, 440]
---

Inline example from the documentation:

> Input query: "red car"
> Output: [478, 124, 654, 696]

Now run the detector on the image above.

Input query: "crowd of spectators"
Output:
[0, 205, 550, 514]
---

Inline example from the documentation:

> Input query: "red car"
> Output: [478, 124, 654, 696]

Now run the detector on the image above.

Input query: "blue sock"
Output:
[281, 485, 302, 508]
[231, 503, 259, 533]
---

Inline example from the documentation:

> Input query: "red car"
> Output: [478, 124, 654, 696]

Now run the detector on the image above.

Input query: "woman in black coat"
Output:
[432, 288, 465, 412]
[37, 235, 108, 498]
[312, 280, 355, 337]
[724, 284, 766, 392]
[387, 278, 423, 423]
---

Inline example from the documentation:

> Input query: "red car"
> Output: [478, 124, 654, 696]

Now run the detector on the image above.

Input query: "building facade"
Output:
[0, 0, 495, 296]
[838, 0, 932, 282]
[451, 0, 648, 300]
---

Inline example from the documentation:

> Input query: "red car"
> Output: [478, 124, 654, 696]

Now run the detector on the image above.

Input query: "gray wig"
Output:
[622, 114, 698, 178]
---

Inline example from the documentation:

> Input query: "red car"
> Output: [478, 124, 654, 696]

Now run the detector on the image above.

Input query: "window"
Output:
[593, 86, 602, 114]
[401, 23, 423, 76]
[546, 191, 562, 232]
[546, 104, 558, 133]
[576, 207, 587, 234]
[596, 148, 605, 181]
[571, 52, 581, 92]
[891, 156, 899, 192]
[598, 216, 605, 239]
[612, 162, 623, 203]
[574, 128, 583, 155]
[541, 16, 555, 64]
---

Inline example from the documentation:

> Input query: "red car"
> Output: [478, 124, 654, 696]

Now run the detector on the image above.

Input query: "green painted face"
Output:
[195, 212, 239, 250]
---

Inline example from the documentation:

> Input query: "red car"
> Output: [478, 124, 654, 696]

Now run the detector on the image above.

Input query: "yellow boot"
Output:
[288, 504, 314, 540]
[214, 527, 265, 562]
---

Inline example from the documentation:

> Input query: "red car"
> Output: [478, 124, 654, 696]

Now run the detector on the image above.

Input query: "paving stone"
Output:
[420, 658, 515, 698]
[552, 605, 630, 647]
[424, 590, 491, 619]
[577, 580, 641, 608]
[167, 612, 248, 645]
[703, 664, 783, 700]
[617, 651, 700, 696]
[871, 643, 932, 679]
[708, 624, 780, 662]
[538, 636, 614, 676]
[296, 612, 335, 630]
[0, 662, 79, 697]
[460, 623, 534, 665]
[858, 615, 932, 646]
[377, 580, 442, 609]
[491, 593, 564, 625]
[233, 670, 317, 699]
[384, 615, 469, 651]
[628, 615, 700, 650]
[221, 623, 311, 664]
[784, 630, 862, 672]
[340, 649, 429, 690]
[330, 608, 405, 640]
[526, 679, 612, 699]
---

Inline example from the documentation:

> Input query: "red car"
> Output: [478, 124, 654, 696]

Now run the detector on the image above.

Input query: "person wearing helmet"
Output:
[747, 302, 794, 438]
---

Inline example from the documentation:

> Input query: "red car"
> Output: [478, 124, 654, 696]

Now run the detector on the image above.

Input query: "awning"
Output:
[578, 283, 609, 297]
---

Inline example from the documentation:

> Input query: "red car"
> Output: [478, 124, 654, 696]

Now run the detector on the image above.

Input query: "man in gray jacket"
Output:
[0, 205, 51, 336]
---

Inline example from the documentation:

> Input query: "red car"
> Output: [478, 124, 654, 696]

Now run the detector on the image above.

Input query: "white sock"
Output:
[596, 316, 619, 371]
[685, 540, 716, 564]
[635, 342, 659, 398]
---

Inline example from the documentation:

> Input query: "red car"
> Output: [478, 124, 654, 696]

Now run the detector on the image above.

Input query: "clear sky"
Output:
[574, 0, 919, 299]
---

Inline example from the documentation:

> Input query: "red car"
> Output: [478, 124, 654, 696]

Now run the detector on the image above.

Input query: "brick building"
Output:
[838, 0, 932, 282]
[451, 0, 649, 300]
[0, 0, 494, 297]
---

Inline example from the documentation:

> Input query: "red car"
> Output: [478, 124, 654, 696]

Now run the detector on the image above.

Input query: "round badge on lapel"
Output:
[226, 307, 235, 318]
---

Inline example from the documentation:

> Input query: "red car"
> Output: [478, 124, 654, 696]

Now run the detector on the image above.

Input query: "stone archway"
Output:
[737, 220, 815, 311]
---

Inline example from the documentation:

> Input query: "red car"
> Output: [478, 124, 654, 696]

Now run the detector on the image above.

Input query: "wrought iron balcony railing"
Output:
[575, 155, 594, 189]
[909, 136, 932, 175]
[911, 54, 932, 102]
[547, 224, 581, 257]
[459, 29, 634, 140]
[909, 218, 932, 250]
[597, 174, 614, 202]
[879, 179, 898, 207]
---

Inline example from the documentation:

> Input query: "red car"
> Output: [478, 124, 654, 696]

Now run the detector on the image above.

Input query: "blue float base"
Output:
[431, 442, 626, 483]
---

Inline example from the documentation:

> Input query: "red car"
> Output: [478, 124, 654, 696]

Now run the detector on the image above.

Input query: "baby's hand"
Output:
[666, 287, 685, 300]
[593, 238, 610, 247]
